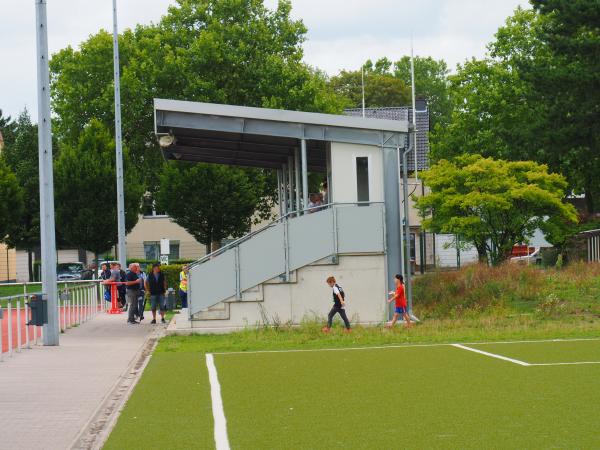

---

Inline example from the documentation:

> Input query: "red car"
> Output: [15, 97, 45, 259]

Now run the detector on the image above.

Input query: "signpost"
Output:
[160, 239, 170, 265]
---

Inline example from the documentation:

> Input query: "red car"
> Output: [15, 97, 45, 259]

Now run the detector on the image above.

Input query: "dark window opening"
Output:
[356, 157, 370, 203]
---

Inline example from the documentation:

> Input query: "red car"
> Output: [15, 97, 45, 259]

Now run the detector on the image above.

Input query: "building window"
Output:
[144, 241, 160, 260]
[169, 241, 180, 260]
[143, 241, 180, 261]
[356, 156, 370, 203]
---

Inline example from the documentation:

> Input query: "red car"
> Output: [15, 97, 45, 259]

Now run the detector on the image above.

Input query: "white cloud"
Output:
[0, 0, 529, 119]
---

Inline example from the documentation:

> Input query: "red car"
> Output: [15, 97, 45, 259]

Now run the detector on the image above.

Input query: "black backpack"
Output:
[335, 284, 345, 299]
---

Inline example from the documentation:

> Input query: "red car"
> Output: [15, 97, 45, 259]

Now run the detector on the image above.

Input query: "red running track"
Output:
[1, 304, 101, 353]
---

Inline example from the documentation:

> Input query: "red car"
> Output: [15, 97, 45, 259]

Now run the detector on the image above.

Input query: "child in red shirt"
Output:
[386, 274, 411, 328]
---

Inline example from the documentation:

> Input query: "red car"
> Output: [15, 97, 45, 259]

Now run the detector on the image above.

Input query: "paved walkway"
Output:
[0, 312, 161, 450]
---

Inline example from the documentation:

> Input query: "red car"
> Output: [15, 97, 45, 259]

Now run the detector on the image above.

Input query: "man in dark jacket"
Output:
[145, 262, 168, 324]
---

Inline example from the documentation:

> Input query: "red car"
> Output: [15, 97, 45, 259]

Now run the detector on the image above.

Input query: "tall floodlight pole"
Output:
[402, 127, 415, 314]
[410, 38, 418, 180]
[361, 65, 366, 118]
[35, 0, 59, 345]
[112, 0, 127, 268]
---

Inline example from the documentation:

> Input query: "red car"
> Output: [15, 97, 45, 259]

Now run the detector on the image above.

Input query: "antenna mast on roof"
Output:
[410, 35, 418, 180]
[361, 64, 366, 118]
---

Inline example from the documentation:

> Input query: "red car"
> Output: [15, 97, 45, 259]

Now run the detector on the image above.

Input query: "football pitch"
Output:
[105, 338, 600, 449]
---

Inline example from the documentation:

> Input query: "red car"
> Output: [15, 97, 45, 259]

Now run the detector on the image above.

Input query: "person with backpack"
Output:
[322, 276, 351, 333]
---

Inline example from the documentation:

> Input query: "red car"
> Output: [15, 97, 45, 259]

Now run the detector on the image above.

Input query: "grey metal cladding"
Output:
[336, 204, 385, 254]
[189, 249, 237, 314]
[345, 105, 430, 170]
[239, 223, 286, 291]
[154, 99, 408, 152]
[155, 98, 408, 133]
[288, 209, 335, 270]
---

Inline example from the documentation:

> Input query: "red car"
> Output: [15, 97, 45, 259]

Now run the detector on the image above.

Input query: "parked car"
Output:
[57, 262, 94, 281]
[510, 248, 542, 265]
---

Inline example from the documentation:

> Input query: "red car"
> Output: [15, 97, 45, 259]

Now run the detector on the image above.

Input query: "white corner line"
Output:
[206, 353, 231, 450]
[211, 337, 600, 356]
[451, 343, 531, 366]
[530, 361, 600, 367]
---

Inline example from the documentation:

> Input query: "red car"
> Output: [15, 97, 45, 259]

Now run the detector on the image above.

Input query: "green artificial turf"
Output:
[103, 352, 214, 450]
[215, 344, 600, 449]
[470, 339, 600, 364]
[105, 339, 600, 450]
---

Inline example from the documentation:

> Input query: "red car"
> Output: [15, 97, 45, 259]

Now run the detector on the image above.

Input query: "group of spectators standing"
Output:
[99, 262, 189, 325]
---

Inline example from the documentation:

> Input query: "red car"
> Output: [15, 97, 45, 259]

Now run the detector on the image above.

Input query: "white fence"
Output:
[0, 280, 103, 361]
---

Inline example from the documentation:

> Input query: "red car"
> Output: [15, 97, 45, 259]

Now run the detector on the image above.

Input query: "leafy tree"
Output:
[433, 6, 600, 214]
[54, 119, 144, 261]
[528, 0, 600, 213]
[2, 110, 42, 280]
[431, 9, 549, 164]
[416, 154, 577, 265]
[50, 0, 344, 194]
[155, 163, 274, 254]
[0, 109, 17, 148]
[0, 158, 23, 241]
[330, 64, 410, 109]
[393, 56, 451, 129]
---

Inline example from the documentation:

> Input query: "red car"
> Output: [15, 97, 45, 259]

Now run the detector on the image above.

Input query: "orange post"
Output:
[106, 282, 122, 314]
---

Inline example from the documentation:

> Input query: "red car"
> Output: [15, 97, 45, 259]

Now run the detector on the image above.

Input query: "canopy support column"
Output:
[288, 156, 294, 213]
[301, 139, 308, 213]
[294, 147, 301, 213]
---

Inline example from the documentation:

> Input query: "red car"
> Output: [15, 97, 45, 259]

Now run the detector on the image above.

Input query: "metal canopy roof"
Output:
[154, 99, 408, 172]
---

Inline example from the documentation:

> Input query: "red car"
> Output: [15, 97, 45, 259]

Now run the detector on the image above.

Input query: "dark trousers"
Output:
[179, 290, 188, 308]
[327, 305, 351, 329]
[137, 295, 146, 319]
[126, 290, 139, 323]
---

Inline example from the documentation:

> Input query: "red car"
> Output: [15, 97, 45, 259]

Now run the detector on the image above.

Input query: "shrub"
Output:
[413, 262, 600, 319]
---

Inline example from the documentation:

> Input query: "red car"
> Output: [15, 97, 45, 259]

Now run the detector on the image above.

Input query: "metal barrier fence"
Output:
[0, 280, 103, 361]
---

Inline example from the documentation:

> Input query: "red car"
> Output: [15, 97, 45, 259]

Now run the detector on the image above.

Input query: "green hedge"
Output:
[157, 264, 184, 292]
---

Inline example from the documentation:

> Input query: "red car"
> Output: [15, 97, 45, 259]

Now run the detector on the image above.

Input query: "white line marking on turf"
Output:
[206, 354, 231, 450]
[530, 361, 600, 366]
[451, 344, 531, 366]
[211, 337, 600, 356]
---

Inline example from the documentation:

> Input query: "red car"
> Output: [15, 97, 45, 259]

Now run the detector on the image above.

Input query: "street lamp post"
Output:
[35, 0, 59, 345]
[112, 0, 127, 268]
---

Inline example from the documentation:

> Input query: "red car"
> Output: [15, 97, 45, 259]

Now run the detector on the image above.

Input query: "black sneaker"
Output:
[128, 320, 139, 325]
[151, 319, 156, 324]
[161, 318, 166, 324]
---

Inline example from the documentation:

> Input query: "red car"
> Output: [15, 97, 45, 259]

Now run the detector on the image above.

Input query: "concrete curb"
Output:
[69, 326, 166, 450]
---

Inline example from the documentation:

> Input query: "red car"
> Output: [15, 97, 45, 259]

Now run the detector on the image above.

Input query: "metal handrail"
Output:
[188, 201, 384, 270]
[0, 279, 101, 288]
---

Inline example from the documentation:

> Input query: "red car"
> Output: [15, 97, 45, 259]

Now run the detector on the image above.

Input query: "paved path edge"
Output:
[69, 329, 163, 450]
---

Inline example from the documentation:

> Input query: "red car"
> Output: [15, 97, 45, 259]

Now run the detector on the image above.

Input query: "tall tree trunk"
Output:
[27, 249, 33, 282]
[585, 187, 595, 214]
[211, 240, 221, 252]
[475, 242, 488, 264]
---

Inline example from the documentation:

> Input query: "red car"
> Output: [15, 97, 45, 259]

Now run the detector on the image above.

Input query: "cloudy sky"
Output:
[0, 0, 529, 119]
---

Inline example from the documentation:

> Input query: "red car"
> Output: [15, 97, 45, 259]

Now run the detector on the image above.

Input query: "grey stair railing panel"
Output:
[288, 208, 335, 270]
[336, 204, 385, 253]
[189, 203, 386, 316]
[239, 222, 286, 292]
[189, 248, 236, 314]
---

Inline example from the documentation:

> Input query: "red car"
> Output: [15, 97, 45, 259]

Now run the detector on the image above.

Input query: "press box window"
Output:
[356, 157, 370, 203]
